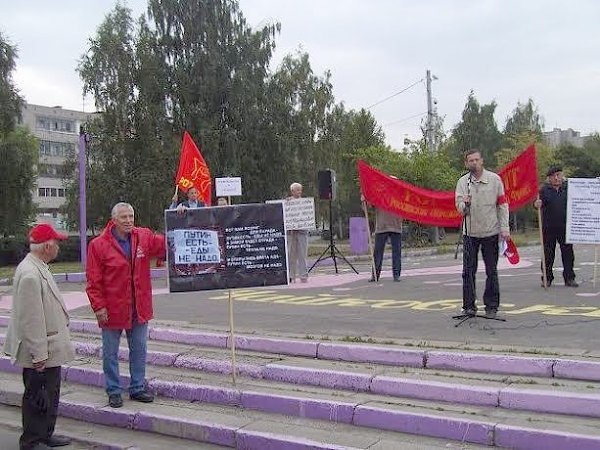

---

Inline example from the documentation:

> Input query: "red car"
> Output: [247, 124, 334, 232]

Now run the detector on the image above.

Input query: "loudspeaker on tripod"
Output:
[318, 169, 336, 200]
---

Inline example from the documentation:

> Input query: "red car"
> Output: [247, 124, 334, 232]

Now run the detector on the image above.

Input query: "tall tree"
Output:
[555, 134, 600, 178]
[0, 32, 37, 236]
[444, 92, 503, 169]
[503, 98, 544, 140]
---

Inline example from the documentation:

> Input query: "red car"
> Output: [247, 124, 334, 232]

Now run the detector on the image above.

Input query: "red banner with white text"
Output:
[358, 145, 538, 227]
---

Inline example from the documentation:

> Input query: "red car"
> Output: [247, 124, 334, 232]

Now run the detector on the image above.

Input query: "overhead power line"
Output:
[384, 111, 427, 127]
[366, 78, 425, 109]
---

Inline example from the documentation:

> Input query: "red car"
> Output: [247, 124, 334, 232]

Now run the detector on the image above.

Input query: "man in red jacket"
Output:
[86, 202, 166, 408]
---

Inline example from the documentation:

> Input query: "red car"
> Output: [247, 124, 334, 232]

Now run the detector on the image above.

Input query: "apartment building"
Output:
[19, 103, 93, 231]
[543, 127, 591, 148]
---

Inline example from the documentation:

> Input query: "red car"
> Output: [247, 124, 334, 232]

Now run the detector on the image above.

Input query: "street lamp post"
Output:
[78, 128, 88, 270]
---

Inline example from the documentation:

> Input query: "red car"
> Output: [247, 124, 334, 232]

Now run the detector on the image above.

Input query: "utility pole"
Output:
[426, 69, 440, 243]
[426, 69, 435, 154]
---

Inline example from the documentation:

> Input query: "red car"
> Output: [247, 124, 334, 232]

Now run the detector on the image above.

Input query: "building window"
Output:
[36, 116, 76, 134]
[38, 187, 65, 198]
[39, 140, 75, 158]
[38, 163, 65, 178]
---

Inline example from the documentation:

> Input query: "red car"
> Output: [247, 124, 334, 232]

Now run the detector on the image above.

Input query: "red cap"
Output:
[29, 223, 68, 244]
[504, 238, 520, 265]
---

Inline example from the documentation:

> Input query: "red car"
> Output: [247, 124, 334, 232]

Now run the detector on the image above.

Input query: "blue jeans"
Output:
[102, 320, 148, 396]
[373, 232, 402, 280]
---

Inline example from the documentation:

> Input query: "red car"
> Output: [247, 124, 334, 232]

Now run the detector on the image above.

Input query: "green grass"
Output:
[341, 336, 377, 344]
[0, 261, 83, 279]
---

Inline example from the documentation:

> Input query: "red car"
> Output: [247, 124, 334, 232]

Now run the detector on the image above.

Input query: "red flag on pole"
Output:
[175, 131, 212, 205]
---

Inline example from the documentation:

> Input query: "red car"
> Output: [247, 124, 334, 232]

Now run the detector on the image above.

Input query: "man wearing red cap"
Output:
[86, 202, 165, 408]
[3, 224, 74, 450]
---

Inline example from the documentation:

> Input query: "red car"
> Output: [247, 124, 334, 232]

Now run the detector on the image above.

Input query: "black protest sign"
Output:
[165, 203, 288, 292]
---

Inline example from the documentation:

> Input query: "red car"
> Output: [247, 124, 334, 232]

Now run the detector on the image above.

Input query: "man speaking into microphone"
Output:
[455, 149, 510, 319]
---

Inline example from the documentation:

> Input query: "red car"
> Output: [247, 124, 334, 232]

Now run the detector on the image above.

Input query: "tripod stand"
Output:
[308, 199, 358, 274]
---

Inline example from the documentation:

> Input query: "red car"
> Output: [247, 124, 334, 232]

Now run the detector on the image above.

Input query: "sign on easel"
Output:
[165, 203, 288, 292]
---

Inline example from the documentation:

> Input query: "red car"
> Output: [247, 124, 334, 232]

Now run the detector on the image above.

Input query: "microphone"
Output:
[464, 175, 472, 215]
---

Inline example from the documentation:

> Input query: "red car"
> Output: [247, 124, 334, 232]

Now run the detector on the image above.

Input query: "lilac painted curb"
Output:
[235, 335, 318, 357]
[148, 379, 240, 406]
[371, 375, 499, 406]
[318, 343, 424, 367]
[353, 405, 493, 445]
[0, 356, 21, 374]
[149, 327, 227, 347]
[236, 430, 354, 450]
[499, 387, 600, 418]
[6, 314, 600, 383]
[553, 359, 600, 381]
[60, 401, 133, 428]
[240, 391, 355, 423]
[495, 424, 600, 450]
[54, 273, 67, 283]
[133, 412, 237, 447]
[426, 351, 554, 377]
[65, 272, 86, 283]
[263, 364, 372, 391]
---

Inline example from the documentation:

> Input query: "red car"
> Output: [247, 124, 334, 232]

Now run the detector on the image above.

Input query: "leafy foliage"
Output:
[0, 33, 37, 237]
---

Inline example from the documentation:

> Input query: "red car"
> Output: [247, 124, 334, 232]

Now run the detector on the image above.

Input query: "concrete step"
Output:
[0, 403, 224, 449]
[6, 329, 600, 420]
[3, 317, 600, 381]
[3, 355, 600, 448]
[0, 372, 488, 449]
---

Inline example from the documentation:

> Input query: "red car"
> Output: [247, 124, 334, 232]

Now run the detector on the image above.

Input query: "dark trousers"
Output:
[20, 366, 61, 450]
[542, 227, 575, 283]
[373, 232, 402, 280]
[462, 234, 500, 312]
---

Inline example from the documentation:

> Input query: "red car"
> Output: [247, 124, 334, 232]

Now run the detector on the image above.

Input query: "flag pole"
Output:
[228, 289, 237, 385]
[537, 197, 548, 289]
[362, 198, 376, 280]
[594, 245, 598, 289]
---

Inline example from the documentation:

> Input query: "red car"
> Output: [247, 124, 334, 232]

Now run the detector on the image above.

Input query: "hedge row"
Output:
[0, 236, 87, 266]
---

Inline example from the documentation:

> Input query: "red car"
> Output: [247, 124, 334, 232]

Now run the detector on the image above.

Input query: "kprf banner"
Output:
[358, 145, 538, 227]
[165, 203, 288, 292]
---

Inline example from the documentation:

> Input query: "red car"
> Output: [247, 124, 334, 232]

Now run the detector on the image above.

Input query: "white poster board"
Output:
[215, 177, 242, 197]
[566, 178, 600, 244]
[267, 197, 316, 231]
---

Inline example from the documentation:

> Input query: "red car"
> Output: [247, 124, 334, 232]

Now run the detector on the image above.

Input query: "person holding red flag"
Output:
[173, 131, 211, 207]
[170, 186, 204, 211]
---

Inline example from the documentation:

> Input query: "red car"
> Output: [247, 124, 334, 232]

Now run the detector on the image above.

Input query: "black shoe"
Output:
[45, 436, 72, 447]
[462, 308, 477, 317]
[393, 276, 400, 282]
[108, 393, 123, 408]
[368, 277, 378, 282]
[541, 279, 552, 288]
[31, 443, 53, 450]
[485, 309, 497, 319]
[130, 390, 154, 403]
[565, 279, 579, 287]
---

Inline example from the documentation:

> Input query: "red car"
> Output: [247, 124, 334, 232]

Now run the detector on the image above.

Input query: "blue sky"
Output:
[2, 0, 599, 149]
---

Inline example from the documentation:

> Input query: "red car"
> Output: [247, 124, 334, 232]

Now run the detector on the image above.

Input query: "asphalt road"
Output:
[67, 244, 600, 354]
